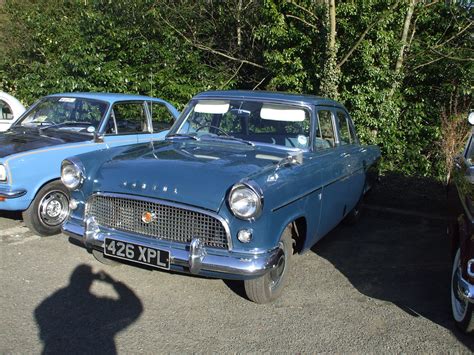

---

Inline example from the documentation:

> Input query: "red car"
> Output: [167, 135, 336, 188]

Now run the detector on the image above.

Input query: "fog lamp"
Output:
[237, 229, 253, 243]
[69, 199, 79, 210]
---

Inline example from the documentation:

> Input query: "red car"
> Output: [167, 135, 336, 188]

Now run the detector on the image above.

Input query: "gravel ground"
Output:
[1, 206, 473, 353]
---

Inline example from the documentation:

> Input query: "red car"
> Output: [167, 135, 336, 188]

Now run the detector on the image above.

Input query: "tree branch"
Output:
[220, 62, 243, 89]
[158, 13, 265, 69]
[337, 0, 401, 68]
[288, 2, 319, 21]
[433, 22, 472, 49]
[285, 14, 319, 31]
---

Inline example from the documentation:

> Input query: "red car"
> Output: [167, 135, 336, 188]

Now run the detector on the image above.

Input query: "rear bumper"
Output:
[63, 218, 282, 280]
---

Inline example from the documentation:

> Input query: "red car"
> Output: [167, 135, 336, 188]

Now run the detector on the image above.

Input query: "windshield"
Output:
[18, 97, 108, 133]
[172, 99, 311, 149]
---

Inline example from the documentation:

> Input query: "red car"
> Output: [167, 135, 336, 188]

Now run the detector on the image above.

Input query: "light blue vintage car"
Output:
[62, 90, 380, 303]
[0, 93, 178, 236]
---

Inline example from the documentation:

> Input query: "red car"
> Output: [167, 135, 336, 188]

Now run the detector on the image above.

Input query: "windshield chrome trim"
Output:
[85, 192, 233, 251]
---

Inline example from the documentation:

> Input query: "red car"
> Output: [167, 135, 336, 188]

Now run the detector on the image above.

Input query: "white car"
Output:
[0, 92, 26, 132]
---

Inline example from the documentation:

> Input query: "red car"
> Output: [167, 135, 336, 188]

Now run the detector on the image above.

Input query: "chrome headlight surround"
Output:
[61, 159, 85, 190]
[228, 182, 263, 220]
[0, 164, 7, 182]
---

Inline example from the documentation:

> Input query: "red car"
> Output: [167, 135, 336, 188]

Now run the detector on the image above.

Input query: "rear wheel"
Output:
[22, 181, 70, 236]
[451, 248, 474, 333]
[244, 227, 293, 304]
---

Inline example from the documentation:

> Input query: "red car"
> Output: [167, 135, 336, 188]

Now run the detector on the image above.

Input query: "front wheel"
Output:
[451, 248, 474, 333]
[22, 180, 70, 236]
[244, 227, 293, 304]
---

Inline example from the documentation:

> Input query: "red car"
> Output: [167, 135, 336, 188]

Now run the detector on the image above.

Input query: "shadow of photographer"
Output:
[34, 264, 143, 354]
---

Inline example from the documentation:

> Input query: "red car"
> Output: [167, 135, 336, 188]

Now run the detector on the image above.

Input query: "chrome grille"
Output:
[86, 194, 229, 249]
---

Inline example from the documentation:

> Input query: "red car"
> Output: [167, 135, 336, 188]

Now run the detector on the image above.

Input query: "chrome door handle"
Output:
[340, 153, 350, 158]
[359, 148, 367, 153]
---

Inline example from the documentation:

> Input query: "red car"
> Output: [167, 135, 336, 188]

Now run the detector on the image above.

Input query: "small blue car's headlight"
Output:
[61, 160, 84, 190]
[229, 183, 263, 220]
[0, 164, 7, 182]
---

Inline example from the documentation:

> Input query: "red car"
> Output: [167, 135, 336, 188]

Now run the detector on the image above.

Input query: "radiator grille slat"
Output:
[86, 195, 229, 249]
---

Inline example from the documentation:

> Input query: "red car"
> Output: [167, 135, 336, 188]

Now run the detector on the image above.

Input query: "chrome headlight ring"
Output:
[61, 159, 85, 190]
[228, 181, 263, 220]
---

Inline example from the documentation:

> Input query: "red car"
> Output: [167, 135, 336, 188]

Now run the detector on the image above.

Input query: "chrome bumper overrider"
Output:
[454, 264, 474, 304]
[62, 219, 282, 278]
[0, 187, 27, 199]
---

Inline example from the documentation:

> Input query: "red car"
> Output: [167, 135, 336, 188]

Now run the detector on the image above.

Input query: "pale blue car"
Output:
[0, 92, 178, 236]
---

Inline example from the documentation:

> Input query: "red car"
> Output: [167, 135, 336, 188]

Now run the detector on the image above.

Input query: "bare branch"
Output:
[430, 48, 474, 62]
[220, 62, 244, 89]
[412, 56, 444, 70]
[158, 13, 265, 69]
[285, 14, 319, 30]
[288, 2, 319, 21]
[253, 75, 269, 90]
[433, 22, 473, 49]
[337, 0, 401, 68]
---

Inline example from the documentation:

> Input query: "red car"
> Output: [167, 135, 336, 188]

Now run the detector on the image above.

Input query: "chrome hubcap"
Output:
[39, 190, 69, 227]
[269, 242, 286, 290]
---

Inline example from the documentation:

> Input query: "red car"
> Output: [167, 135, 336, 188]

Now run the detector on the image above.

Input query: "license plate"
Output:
[104, 238, 170, 270]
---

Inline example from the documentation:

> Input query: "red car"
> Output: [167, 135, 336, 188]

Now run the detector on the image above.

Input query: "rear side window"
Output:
[315, 110, 335, 150]
[107, 102, 148, 135]
[336, 111, 352, 145]
[0, 100, 13, 120]
[149, 101, 175, 132]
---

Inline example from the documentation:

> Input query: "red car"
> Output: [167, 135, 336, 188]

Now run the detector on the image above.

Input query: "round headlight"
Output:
[229, 183, 263, 220]
[0, 164, 7, 182]
[61, 160, 84, 190]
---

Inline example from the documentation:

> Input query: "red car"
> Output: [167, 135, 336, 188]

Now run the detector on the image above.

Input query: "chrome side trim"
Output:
[85, 192, 233, 250]
[0, 189, 27, 199]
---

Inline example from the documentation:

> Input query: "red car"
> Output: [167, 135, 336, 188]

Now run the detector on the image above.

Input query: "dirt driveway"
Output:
[1, 200, 473, 352]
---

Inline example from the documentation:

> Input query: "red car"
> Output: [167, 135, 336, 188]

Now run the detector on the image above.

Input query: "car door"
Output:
[102, 101, 148, 147]
[315, 108, 349, 238]
[334, 109, 365, 212]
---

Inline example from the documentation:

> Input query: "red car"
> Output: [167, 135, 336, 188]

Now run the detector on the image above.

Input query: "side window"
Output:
[107, 102, 148, 135]
[0, 100, 13, 121]
[315, 110, 335, 150]
[149, 102, 175, 132]
[336, 111, 351, 145]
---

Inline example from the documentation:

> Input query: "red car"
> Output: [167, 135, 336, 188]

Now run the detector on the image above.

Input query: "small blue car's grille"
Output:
[86, 194, 229, 249]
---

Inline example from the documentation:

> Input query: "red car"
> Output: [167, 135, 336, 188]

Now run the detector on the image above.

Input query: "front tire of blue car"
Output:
[244, 227, 293, 304]
[22, 180, 70, 237]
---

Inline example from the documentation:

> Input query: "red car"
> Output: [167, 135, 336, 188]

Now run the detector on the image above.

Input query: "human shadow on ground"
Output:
[34, 264, 143, 354]
[313, 208, 474, 350]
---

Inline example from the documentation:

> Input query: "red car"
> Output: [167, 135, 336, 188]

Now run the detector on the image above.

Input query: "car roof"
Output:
[47, 92, 171, 105]
[193, 90, 345, 108]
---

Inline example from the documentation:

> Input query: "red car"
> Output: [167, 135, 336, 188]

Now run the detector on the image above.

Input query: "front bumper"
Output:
[63, 218, 282, 280]
[0, 186, 27, 199]
[0, 185, 30, 211]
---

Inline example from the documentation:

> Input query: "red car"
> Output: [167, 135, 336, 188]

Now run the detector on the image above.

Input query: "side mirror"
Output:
[468, 112, 474, 125]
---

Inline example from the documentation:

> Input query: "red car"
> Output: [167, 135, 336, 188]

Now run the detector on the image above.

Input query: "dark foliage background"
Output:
[0, 0, 472, 181]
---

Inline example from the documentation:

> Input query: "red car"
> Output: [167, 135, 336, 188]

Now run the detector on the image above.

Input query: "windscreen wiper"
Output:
[201, 134, 254, 146]
[166, 133, 200, 141]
